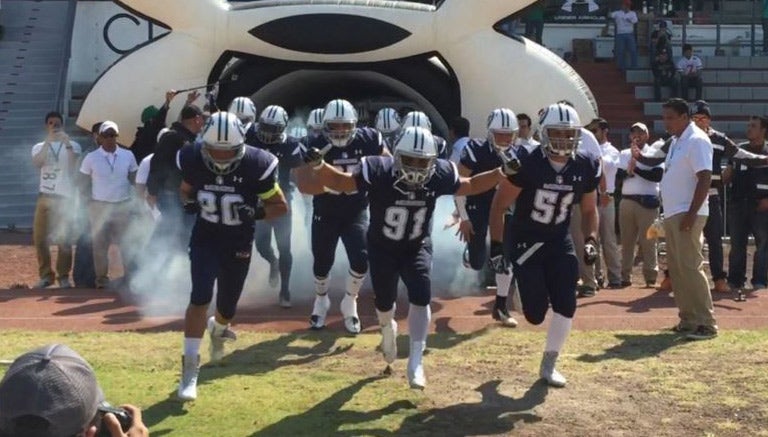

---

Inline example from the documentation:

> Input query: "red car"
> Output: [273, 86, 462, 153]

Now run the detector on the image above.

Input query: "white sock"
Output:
[545, 312, 573, 353]
[314, 276, 329, 296]
[376, 305, 395, 326]
[495, 273, 512, 297]
[408, 303, 431, 344]
[183, 338, 202, 357]
[345, 270, 366, 298]
[210, 318, 228, 335]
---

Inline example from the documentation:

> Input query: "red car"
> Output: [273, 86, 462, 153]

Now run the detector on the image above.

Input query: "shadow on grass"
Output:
[576, 332, 684, 362]
[250, 376, 415, 436]
[393, 379, 548, 436]
[141, 333, 352, 428]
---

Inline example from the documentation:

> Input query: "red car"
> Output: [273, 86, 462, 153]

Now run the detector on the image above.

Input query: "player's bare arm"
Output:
[312, 162, 358, 193]
[454, 167, 504, 197]
[259, 186, 289, 220]
[292, 165, 327, 195]
[454, 163, 474, 242]
[580, 189, 599, 242]
[488, 178, 521, 242]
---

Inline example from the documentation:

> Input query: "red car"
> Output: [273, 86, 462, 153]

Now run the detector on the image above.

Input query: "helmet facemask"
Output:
[395, 152, 436, 189]
[324, 121, 356, 147]
[542, 126, 581, 158]
[202, 142, 245, 175]
[256, 121, 286, 145]
[488, 129, 518, 154]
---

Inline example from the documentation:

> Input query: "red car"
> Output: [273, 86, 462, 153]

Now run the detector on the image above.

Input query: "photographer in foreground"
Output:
[0, 344, 148, 437]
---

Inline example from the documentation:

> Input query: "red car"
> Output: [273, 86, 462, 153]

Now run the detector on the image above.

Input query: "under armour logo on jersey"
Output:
[573, 175, 582, 182]
[355, 149, 363, 155]
[425, 191, 436, 198]
[341, 152, 348, 159]
[233, 176, 243, 183]
[314, 215, 322, 222]
[517, 242, 528, 249]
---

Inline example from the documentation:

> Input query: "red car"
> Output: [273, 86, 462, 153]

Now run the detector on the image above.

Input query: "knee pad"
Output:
[523, 308, 547, 326]
[314, 276, 329, 296]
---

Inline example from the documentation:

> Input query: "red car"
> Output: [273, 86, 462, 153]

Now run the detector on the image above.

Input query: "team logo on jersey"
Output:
[215, 175, 224, 185]
[342, 152, 348, 159]
[555, 175, 563, 185]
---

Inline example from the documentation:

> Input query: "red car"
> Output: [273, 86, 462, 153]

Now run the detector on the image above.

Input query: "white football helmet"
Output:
[256, 105, 288, 144]
[393, 126, 438, 188]
[322, 99, 358, 147]
[538, 103, 582, 157]
[401, 111, 432, 133]
[201, 111, 246, 175]
[228, 97, 257, 125]
[486, 108, 519, 151]
[306, 108, 324, 137]
[375, 107, 401, 135]
[288, 125, 308, 139]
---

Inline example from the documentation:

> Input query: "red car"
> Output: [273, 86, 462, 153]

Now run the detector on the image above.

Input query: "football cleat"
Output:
[309, 294, 331, 330]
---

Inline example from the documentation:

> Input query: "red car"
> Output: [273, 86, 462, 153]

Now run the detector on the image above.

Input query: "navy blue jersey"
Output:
[246, 135, 304, 200]
[507, 148, 600, 240]
[434, 135, 448, 160]
[354, 156, 460, 248]
[180, 144, 279, 242]
[459, 139, 505, 203]
[307, 127, 385, 214]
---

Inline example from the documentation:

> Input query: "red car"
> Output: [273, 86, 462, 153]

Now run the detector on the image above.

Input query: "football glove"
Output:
[304, 147, 324, 168]
[584, 236, 599, 266]
[488, 240, 509, 274]
[236, 204, 266, 222]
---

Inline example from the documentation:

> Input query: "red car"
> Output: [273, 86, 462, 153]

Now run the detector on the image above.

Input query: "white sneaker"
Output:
[177, 355, 200, 401]
[380, 320, 398, 364]
[539, 351, 566, 388]
[340, 293, 361, 334]
[309, 294, 331, 330]
[58, 278, 72, 289]
[207, 316, 237, 364]
[407, 342, 426, 389]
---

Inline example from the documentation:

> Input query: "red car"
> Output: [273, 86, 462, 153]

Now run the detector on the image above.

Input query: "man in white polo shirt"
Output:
[657, 98, 716, 340]
[79, 121, 138, 289]
[620, 123, 664, 288]
[31, 111, 82, 289]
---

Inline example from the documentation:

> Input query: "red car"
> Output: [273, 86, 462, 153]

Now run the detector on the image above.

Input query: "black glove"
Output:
[502, 157, 521, 177]
[488, 240, 509, 274]
[236, 203, 266, 222]
[584, 236, 598, 266]
[183, 200, 200, 215]
[304, 147, 324, 168]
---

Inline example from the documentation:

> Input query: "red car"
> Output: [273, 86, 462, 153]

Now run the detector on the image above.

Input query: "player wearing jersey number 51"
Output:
[489, 103, 601, 388]
[304, 126, 517, 389]
[176, 112, 288, 401]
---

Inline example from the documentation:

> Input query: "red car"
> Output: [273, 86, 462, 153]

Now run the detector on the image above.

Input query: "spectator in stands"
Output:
[586, 118, 622, 288]
[72, 123, 101, 289]
[524, 1, 545, 44]
[657, 98, 716, 340]
[31, 112, 82, 289]
[448, 116, 470, 163]
[620, 123, 663, 288]
[514, 113, 540, 152]
[130, 90, 177, 164]
[650, 20, 673, 56]
[79, 121, 138, 290]
[652, 48, 679, 101]
[0, 343, 149, 437]
[677, 44, 703, 101]
[723, 116, 768, 291]
[609, 0, 638, 71]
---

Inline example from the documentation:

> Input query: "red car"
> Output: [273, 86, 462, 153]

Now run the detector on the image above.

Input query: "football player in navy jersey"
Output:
[457, 108, 522, 327]
[375, 107, 401, 150]
[303, 126, 516, 389]
[293, 99, 390, 334]
[489, 103, 600, 388]
[401, 110, 449, 159]
[176, 111, 288, 401]
[246, 105, 305, 308]
[229, 96, 258, 132]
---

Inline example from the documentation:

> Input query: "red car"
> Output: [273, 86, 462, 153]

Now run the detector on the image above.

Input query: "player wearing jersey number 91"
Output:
[307, 126, 506, 390]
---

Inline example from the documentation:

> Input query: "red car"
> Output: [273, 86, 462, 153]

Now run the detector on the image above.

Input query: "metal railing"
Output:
[54, 0, 78, 119]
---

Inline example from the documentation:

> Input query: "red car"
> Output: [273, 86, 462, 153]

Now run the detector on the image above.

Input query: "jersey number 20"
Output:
[383, 206, 427, 241]
[531, 189, 575, 225]
[198, 191, 245, 226]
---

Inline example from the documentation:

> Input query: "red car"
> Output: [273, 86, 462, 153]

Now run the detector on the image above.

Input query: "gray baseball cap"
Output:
[0, 344, 104, 437]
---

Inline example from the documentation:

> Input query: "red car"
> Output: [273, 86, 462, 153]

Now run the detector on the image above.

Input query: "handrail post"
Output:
[751, 0, 757, 56]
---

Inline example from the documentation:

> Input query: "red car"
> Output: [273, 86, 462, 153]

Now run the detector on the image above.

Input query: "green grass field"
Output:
[2, 329, 767, 437]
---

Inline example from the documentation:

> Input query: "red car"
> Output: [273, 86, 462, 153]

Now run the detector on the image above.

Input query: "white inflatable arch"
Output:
[78, 0, 597, 142]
